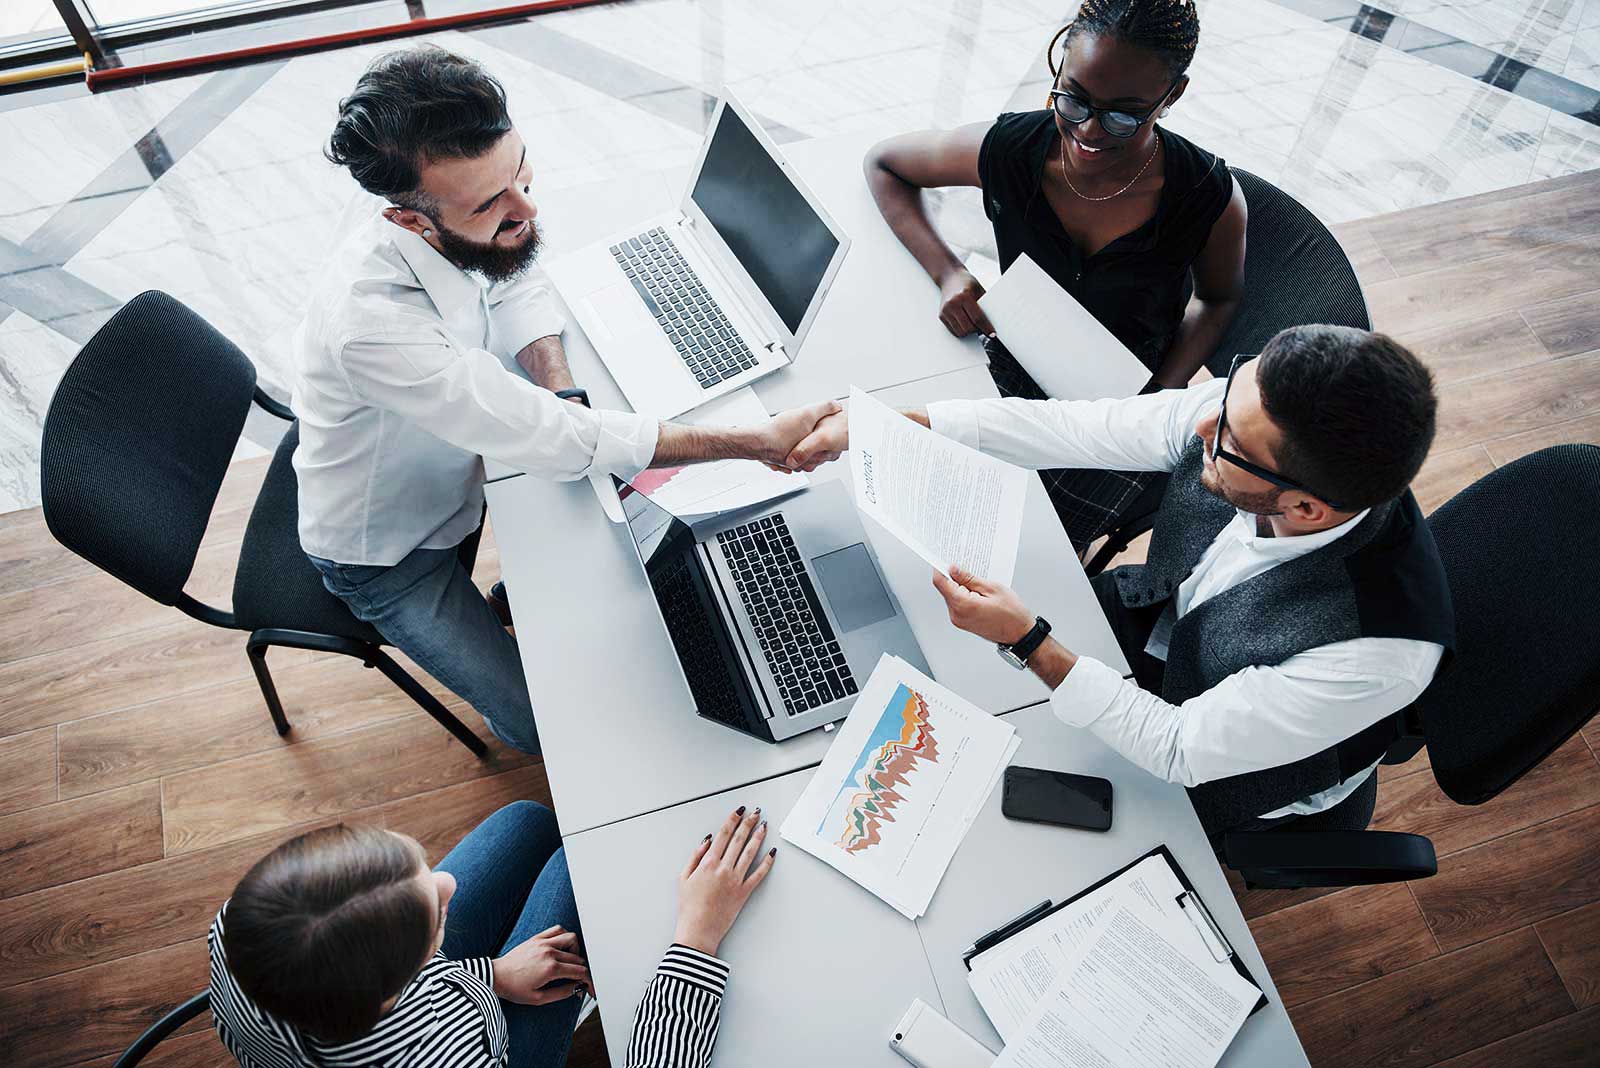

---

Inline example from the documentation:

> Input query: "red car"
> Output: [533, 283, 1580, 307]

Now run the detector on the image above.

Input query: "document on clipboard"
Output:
[965, 847, 1263, 1063]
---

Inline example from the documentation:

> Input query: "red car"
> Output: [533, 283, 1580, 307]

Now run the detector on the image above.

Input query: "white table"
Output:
[484, 128, 1304, 1066]
[565, 704, 1309, 1068]
[486, 362, 1128, 834]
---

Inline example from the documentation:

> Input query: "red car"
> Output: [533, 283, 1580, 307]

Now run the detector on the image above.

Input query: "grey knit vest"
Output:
[1111, 437, 1455, 829]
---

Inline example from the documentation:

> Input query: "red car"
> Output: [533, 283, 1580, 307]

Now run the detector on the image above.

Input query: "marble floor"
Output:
[1, 0, 1598, 513]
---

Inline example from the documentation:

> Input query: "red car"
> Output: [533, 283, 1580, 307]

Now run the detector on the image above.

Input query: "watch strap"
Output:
[1008, 616, 1052, 663]
[555, 387, 591, 408]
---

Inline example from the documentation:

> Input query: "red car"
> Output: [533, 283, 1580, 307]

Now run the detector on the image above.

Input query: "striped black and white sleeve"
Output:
[623, 944, 731, 1068]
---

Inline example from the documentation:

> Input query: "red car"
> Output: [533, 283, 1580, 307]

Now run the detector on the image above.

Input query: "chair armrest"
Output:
[252, 386, 294, 421]
[113, 991, 210, 1068]
[1223, 830, 1436, 889]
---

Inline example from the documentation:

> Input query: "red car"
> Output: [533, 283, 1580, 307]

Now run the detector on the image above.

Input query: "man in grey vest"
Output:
[786, 325, 1454, 835]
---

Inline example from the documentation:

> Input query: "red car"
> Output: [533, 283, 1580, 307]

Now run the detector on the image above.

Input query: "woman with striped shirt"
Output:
[209, 800, 774, 1068]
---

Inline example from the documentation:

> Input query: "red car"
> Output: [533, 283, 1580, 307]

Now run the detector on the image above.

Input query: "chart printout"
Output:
[781, 655, 1017, 918]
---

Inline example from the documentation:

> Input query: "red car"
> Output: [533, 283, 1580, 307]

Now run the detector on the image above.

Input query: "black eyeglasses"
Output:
[1047, 75, 1179, 139]
[1212, 355, 1345, 510]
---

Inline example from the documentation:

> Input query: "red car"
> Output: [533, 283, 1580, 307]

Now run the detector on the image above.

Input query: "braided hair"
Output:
[1049, 0, 1201, 79]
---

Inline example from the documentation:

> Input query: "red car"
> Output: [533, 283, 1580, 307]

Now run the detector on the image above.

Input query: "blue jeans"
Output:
[309, 542, 539, 753]
[437, 801, 584, 1068]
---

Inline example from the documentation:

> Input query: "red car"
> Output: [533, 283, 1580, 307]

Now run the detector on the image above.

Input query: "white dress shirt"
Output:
[927, 381, 1443, 816]
[291, 198, 659, 565]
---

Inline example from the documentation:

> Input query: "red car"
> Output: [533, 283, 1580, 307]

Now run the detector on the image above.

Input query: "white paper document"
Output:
[978, 253, 1150, 402]
[979, 856, 1257, 1068]
[623, 387, 808, 516]
[967, 854, 1204, 1041]
[848, 387, 1028, 586]
[779, 655, 1019, 919]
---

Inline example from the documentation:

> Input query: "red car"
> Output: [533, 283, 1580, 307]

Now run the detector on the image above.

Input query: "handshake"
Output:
[751, 400, 850, 473]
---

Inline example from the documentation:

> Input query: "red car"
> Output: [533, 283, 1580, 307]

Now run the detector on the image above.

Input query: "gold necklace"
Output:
[1058, 130, 1161, 202]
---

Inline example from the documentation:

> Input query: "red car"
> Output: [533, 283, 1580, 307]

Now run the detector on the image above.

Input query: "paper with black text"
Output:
[848, 387, 1027, 586]
[991, 894, 1256, 1068]
[978, 253, 1150, 401]
[966, 853, 1199, 1041]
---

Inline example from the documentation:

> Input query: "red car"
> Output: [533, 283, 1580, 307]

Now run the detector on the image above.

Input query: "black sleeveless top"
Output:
[977, 110, 1234, 369]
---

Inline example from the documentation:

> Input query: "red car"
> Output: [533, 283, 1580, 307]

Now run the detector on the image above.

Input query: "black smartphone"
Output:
[1002, 765, 1113, 831]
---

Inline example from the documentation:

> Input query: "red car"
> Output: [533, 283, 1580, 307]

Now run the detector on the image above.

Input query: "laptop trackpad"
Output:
[583, 281, 661, 341]
[812, 543, 895, 633]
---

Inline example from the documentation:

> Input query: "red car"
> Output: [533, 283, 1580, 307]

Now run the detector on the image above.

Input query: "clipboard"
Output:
[961, 844, 1268, 1015]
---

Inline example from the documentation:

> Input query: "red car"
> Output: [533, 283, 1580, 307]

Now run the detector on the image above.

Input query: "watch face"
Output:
[997, 644, 1026, 670]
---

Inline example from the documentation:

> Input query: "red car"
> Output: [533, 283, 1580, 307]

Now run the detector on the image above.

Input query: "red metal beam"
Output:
[85, 0, 616, 89]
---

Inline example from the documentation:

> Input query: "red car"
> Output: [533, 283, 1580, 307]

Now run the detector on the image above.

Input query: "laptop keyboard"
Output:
[651, 555, 749, 730]
[716, 515, 858, 716]
[610, 227, 757, 390]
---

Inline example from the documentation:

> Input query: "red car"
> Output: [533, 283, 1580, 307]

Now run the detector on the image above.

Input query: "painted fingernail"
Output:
[703, 833, 712, 843]
[760, 820, 768, 831]
[769, 847, 778, 857]
[753, 806, 762, 817]
[735, 805, 746, 816]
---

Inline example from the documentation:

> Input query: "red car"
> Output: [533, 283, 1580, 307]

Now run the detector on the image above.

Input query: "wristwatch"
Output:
[555, 387, 591, 408]
[997, 616, 1051, 670]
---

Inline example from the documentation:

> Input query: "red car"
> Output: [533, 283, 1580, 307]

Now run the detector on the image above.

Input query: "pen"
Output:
[965, 899, 1053, 960]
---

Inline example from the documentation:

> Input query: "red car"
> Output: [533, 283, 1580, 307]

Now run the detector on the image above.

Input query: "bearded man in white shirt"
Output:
[786, 326, 1455, 836]
[293, 47, 837, 755]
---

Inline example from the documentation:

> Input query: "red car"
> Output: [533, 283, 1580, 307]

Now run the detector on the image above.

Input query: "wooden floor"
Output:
[1, 170, 1598, 1068]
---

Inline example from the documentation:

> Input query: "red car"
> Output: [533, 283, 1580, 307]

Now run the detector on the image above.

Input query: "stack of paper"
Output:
[590, 387, 806, 522]
[969, 855, 1257, 1068]
[779, 655, 1019, 919]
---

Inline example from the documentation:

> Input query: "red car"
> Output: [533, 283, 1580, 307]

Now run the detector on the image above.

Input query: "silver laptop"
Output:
[545, 93, 850, 420]
[618, 477, 928, 742]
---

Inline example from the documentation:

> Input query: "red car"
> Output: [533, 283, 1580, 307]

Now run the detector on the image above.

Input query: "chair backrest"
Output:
[112, 990, 211, 1068]
[41, 291, 256, 606]
[1414, 444, 1600, 804]
[1204, 168, 1370, 377]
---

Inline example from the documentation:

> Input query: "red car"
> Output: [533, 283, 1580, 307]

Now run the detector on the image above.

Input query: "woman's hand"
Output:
[492, 925, 591, 1005]
[673, 805, 777, 956]
[937, 269, 995, 338]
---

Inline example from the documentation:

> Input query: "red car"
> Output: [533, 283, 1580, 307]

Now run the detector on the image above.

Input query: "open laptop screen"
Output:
[690, 106, 840, 335]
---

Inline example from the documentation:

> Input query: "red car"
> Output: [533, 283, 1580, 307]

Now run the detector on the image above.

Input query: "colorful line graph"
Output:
[820, 683, 941, 854]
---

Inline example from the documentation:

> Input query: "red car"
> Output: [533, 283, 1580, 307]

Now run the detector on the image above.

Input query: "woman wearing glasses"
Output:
[865, 0, 1246, 552]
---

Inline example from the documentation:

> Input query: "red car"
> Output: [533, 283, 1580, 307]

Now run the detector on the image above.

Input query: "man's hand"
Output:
[930, 564, 1035, 645]
[673, 805, 776, 956]
[492, 925, 590, 1005]
[784, 405, 848, 472]
[937, 269, 995, 338]
[757, 400, 842, 470]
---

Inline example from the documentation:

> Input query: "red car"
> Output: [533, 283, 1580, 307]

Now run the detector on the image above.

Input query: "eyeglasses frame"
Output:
[1046, 73, 1181, 139]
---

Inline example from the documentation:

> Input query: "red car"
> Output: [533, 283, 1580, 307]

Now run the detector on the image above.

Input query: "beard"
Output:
[433, 217, 543, 284]
[1198, 457, 1284, 516]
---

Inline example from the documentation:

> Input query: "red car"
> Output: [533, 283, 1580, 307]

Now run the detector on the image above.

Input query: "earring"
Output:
[422, 229, 433, 237]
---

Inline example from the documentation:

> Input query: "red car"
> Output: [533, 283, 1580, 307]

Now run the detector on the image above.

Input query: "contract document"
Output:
[779, 655, 1018, 919]
[978, 253, 1150, 402]
[967, 854, 1210, 1041]
[848, 387, 1028, 586]
[980, 856, 1257, 1068]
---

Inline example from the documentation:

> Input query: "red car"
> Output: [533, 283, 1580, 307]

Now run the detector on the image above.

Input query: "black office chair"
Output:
[1224, 444, 1600, 887]
[110, 991, 211, 1068]
[1084, 167, 1372, 576]
[41, 290, 487, 756]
